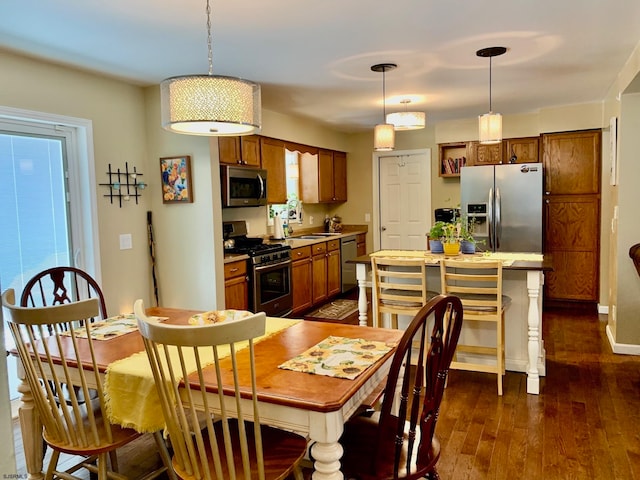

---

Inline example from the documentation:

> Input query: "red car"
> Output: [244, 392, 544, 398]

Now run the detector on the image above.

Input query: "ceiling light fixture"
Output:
[371, 63, 397, 151]
[477, 46, 506, 145]
[160, 0, 261, 136]
[386, 99, 426, 131]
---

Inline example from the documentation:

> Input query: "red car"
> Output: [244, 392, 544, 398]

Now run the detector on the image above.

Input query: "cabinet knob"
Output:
[230, 268, 238, 273]
[545, 191, 550, 195]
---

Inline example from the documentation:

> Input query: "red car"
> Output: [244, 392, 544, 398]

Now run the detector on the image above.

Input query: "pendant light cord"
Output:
[488, 56, 492, 112]
[382, 68, 387, 121]
[206, 0, 213, 76]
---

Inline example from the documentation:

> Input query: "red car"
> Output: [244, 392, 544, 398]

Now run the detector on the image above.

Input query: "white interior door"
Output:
[376, 150, 431, 250]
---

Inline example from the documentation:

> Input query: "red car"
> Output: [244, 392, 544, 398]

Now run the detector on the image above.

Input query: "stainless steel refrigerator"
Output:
[460, 163, 543, 253]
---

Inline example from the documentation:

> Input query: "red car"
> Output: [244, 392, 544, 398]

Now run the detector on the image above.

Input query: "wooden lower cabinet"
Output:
[356, 233, 367, 257]
[544, 194, 600, 301]
[311, 242, 328, 305]
[291, 246, 313, 315]
[327, 239, 341, 297]
[224, 259, 249, 310]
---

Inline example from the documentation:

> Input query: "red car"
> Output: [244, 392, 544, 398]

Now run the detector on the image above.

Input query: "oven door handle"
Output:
[253, 259, 292, 272]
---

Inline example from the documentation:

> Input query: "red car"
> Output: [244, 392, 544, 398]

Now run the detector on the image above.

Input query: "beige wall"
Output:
[0, 49, 152, 315]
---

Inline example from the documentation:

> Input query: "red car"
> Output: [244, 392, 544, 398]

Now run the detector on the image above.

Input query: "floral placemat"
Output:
[62, 314, 167, 340]
[278, 336, 395, 380]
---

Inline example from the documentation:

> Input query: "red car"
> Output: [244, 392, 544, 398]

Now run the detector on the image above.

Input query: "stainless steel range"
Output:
[223, 221, 292, 317]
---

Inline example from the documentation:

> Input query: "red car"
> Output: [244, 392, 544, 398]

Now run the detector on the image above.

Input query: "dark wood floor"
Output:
[13, 305, 640, 479]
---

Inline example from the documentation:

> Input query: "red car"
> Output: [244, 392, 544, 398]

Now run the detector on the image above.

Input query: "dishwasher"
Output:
[340, 235, 358, 293]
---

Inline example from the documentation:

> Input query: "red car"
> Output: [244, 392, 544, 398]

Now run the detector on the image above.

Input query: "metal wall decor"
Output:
[99, 162, 145, 207]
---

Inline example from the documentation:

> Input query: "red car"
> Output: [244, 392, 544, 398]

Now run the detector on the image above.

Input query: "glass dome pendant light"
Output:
[371, 63, 397, 151]
[160, 0, 261, 136]
[477, 46, 506, 145]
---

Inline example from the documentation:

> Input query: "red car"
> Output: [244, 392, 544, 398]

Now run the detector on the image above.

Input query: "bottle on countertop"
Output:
[324, 214, 330, 233]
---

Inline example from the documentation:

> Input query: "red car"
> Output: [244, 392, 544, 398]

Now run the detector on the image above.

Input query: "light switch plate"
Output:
[119, 233, 132, 250]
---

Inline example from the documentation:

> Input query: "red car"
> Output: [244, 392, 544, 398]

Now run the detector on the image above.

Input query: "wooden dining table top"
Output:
[34, 307, 404, 414]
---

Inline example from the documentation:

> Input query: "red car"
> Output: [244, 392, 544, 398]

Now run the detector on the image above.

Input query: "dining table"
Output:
[15, 307, 404, 480]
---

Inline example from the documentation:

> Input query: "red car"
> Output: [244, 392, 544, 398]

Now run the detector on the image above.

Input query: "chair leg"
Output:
[497, 314, 504, 396]
[153, 430, 177, 480]
[98, 453, 108, 480]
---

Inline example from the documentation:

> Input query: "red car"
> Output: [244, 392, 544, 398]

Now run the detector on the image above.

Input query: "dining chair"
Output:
[2, 289, 171, 480]
[134, 299, 307, 480]
[439, 258, 510, 395]
[20, 266, 108, 407]
[340, 294, 463, 480]
[371, 256, 439, 329]
[20, 266, 108, 324]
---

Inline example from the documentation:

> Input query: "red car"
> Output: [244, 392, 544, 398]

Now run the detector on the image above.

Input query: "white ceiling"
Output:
[2, 0, 640, 133]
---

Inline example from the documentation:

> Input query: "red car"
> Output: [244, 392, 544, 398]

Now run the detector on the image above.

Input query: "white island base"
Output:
[354, 252, 547, 395]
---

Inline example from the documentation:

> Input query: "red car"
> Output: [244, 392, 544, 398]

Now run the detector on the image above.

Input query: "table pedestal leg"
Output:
[310, 442, 344, 480]
[356, 263, 368, 327]
[18, 376, 44, 480]
[526, 270, 542, 395]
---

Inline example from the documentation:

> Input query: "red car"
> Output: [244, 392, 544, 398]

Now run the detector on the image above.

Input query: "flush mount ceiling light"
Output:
[160, 0, 261, 136]
[371, 63, 397, 151]
[386, 99, 426, 131]
[477, 46, 506, 145]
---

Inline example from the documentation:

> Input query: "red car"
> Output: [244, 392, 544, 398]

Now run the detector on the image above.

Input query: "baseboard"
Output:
[606, 324, 640, 355]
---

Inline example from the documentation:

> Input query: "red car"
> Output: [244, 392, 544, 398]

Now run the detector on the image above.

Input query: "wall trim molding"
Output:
[606, 324, 640, 355]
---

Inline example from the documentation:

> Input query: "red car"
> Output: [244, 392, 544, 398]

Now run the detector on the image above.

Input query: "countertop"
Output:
[224, 228, 368, 263]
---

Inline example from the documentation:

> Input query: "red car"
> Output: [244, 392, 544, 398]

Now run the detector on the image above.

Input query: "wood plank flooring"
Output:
[12, 306, 640, 479]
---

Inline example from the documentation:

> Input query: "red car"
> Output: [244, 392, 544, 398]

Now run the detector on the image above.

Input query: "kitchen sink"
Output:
[297, 235, 326, 239]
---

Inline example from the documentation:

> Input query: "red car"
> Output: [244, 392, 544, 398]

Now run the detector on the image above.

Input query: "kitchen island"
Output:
[352, 250, 552, 395]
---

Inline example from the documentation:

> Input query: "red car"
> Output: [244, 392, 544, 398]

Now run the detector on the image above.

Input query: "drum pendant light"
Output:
[477, 47, 506, 145]
[160, 0, 261, 136]
[371, 63, 397, 151]
[386, 99, 426, 130]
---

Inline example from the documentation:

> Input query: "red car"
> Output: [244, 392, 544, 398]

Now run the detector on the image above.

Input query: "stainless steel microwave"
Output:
[220, 165, 268, 208]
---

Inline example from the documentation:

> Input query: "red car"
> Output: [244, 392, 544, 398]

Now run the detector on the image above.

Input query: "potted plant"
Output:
[427, 221, 446, 253]
[459, 216, 483, 254]
[442, 220, 461, 255]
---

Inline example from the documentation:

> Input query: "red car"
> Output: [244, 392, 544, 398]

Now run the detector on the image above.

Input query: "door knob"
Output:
[381, 226, 387, 231]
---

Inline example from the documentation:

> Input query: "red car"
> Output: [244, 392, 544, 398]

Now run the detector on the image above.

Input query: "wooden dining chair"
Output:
[20, 266, 108, 324]
[340, 294, 463, 480]
[439, 259, 510, 395]
[20, 266, 108, 407]
[371, 257, 439, 329]
[134, 299, 307, 480]
[2, 289, 171, 480]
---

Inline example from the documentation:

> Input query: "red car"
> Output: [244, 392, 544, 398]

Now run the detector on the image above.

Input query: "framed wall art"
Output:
[160, 155, 193, 203]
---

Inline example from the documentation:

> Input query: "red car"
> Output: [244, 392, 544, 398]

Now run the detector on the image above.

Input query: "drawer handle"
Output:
[229, 268, 239, 273]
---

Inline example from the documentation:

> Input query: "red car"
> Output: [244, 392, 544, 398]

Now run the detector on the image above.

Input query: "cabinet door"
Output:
[225, 275, 248, 310]
[327, 249, 341, 297]
[544, 194, 600, 301]
[333, 151, 347, 202]
[318, 149, 335, 202]
[218, 137, 241, 165]
[468, 141, 503, 166]
[260, 137, 287, 204]
[291, 258, 313, 315]
[311, 243, 328, 305]
[240, 135, 261, 167]
[357, 233, 367, 256]
[542, 130, 601, 195]
[504, 137, 539, 164]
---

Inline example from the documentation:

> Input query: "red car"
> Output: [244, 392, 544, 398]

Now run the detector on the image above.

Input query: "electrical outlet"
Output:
[309, 216, 314, 225]
[365, 213, 371, 222]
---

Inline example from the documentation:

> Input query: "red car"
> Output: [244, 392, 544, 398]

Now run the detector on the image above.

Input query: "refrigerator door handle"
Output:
[488, 187, 494, 250]
[495, 187, 502, 249]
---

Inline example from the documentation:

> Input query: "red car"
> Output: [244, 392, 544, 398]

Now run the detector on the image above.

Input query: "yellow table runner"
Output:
[104, 317, 299, 433]
[278, 336, 395, 380]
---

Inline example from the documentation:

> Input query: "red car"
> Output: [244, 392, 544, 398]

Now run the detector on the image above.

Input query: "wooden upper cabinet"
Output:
[332, 151, 347, 202]
[468, 141, 503, 166]
[542, 130, 601, 195]
[504, 137, 539, 164]
[259, 137, 287, 204]
[300, 149, 348, 203]
[218, 135, 261, 166]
